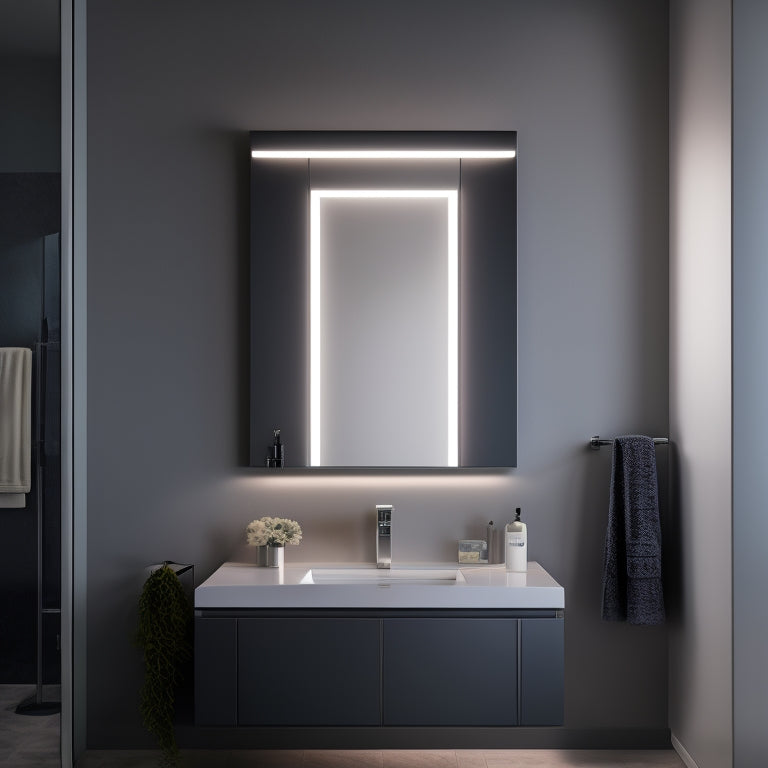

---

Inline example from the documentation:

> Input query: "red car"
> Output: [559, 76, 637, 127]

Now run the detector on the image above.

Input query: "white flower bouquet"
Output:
[246, 516, 303, 548]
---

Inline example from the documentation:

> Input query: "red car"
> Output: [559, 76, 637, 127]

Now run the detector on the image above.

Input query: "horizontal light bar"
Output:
[311, 189, 457, 198]
[252, 149, 515, 160]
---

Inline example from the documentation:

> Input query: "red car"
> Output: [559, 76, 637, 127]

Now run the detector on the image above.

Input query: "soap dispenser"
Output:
[505, 508, 527, 572]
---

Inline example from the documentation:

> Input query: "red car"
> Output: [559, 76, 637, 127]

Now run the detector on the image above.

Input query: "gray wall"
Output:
[86, 0, 670, 747]
[668, 1, 733, 767]
[733, 1, 768, 766]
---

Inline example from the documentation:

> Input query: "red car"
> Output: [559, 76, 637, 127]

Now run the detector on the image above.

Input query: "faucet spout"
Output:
[376, 505, 393, 568]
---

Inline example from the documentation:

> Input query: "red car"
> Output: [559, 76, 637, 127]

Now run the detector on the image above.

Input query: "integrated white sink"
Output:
[194, 562, 565, 609]
[300, 567, 465, 586]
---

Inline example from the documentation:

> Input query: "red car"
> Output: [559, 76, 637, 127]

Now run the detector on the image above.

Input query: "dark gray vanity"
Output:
[194, 562, 564, 728]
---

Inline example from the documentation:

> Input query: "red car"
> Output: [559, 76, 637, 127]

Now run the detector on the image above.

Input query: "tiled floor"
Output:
[0, 682, 688, 768]
[79, 748, 686, 768]
[1, 682, 687, 768]
[0, 686, 692, 768]
[0, 684, 61, 768]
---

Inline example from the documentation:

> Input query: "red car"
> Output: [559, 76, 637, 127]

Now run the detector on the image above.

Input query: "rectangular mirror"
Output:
[250, 131, 517, 468]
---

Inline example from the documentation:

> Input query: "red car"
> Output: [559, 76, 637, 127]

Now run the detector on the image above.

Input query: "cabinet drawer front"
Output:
[195, 618, 238, 726]
[238, 618, 381, 725]
[382, 618, 518, 726]
[520, 618, 564, 726]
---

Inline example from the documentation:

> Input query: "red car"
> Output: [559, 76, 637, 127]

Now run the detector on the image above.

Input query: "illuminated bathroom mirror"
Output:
[249, 131, 517, 468]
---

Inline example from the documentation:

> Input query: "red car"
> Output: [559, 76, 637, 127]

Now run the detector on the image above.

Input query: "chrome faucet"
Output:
[376, 505, 392, 568]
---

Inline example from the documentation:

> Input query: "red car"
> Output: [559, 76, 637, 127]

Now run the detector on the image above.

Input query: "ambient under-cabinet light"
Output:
[252, 149, 515, 160]
[309, 189, 459, 467]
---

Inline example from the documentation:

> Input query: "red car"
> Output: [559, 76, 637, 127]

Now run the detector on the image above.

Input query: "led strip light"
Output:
[253, 149, 515, 160]
[310, 189, 459, 466]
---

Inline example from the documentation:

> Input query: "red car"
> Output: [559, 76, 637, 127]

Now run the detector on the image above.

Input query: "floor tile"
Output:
[303, 750, 384, 768]
[456, 750, 487, 768]
[227, 750, 304, 768]
[0, 684, 60, 767]
[484, 751, 684, 768]
[485, 750, 565, 767]
[11, 758, 61, 768]
[383, 751, 459, 768]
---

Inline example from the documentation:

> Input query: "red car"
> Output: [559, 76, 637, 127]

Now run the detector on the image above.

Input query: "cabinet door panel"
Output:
[238, 618, 380, 725]
[383, 618, 517, 726]
[520, 617, 564, 725]
[195, 618, 238, 726]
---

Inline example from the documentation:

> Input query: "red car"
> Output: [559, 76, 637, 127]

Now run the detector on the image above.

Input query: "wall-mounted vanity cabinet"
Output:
[194, 562, 564, 728]
[249, 131, 517, 468]
[195, 611, 563, 728]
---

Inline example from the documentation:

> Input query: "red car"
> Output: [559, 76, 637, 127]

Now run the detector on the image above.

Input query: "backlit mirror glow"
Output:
[252, 149, 516, 160]
[310, 190, 459, 467]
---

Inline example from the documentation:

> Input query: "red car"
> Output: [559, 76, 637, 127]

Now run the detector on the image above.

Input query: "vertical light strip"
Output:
[446, 191, 459, 467]
[310, 192, 322, 466]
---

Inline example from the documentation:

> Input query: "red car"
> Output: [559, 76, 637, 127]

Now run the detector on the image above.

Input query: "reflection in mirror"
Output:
[311, 190, 458, 466]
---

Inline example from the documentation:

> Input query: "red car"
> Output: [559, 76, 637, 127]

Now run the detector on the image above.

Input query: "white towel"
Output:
[0, 348, 32, 508]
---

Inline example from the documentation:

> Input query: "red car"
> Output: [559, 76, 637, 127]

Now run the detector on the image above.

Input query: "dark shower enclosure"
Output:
[0, 172, 62, 705]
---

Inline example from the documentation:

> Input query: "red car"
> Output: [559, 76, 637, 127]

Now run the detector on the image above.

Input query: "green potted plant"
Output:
[136, 563, 193, 766]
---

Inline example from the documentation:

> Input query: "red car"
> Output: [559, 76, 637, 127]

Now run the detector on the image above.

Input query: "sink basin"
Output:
[301, 567, 465, 586]
[195, 562, 565, 609]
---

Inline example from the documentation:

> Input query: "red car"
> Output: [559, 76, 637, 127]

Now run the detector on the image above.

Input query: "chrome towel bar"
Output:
[589, 435, 669, 450]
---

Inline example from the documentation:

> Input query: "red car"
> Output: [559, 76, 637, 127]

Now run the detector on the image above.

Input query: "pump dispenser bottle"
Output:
[266, 429, 284, 468]
[505, 507, 527, 572]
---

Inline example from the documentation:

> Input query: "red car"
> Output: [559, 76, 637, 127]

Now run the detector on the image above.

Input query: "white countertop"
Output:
[195, 561, 564, 610]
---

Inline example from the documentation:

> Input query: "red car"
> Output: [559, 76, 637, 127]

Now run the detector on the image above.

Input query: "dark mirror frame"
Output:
[250, 131, 517, 468]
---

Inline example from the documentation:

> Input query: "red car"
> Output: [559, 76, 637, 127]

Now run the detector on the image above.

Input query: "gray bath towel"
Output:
[601, 435, 664, 625]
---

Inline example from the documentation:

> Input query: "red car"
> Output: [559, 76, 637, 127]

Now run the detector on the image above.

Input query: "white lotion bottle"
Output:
[505, 507, 527, 572]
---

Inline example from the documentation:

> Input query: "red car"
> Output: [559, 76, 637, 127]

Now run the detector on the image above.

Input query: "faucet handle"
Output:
[376, 504, 392, 531]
